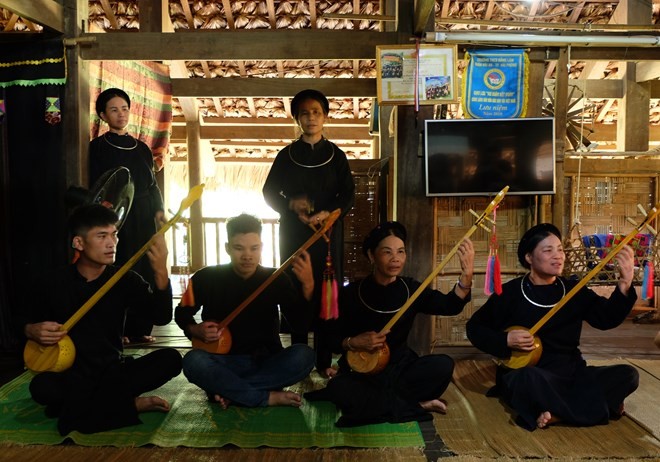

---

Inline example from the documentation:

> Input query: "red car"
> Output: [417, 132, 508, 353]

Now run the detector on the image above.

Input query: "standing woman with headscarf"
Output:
[263, 89, 355, 377]
[89, 88, 165, 344]
[466, 223, 639, 431]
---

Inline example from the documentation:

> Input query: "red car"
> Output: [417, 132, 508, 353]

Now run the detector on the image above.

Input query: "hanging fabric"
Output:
[484, 206, 502, 296]
[320, 228, 339, 320]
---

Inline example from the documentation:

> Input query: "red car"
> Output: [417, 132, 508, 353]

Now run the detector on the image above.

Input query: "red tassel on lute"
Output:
[484, 252, 494, 296]
[484, 205, 502, 296]
[320, 250, 339, 320]
[492, 252, 502, 295]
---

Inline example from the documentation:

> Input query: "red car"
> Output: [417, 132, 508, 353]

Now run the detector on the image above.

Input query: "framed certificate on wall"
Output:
[376, 44, 458, 106]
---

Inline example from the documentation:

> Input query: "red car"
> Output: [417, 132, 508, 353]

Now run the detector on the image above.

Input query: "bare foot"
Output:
[211, 394, 231, 410]
[419, 398, 447, 414]
[537, 411, 559, 428]
[268, 391, 302, 407]
[135, 396, 170, 413]
[319, 367, 337, 379]
[130, 335, 156, 344]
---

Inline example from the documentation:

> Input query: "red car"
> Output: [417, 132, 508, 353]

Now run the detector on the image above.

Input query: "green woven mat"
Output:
[0, 371, 423, 449]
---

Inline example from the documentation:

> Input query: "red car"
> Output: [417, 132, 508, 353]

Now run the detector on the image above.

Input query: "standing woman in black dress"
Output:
[263, 89, 355, 377]
[89, 88, 165, 344]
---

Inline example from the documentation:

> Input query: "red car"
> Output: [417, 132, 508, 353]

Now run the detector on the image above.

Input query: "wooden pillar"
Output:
[138, 0, 168, 200]
[186, 121, 205, 271]
[526, 59, 545, 118]
[394, 0, 436, 355]
[618, 64, 651, 152]
[614, 0, 651, 152]
[62, 0, 89, 187]
[378, 105, 395, 221]
[397, 105, 436, 355]
[552, 48, 569, 232]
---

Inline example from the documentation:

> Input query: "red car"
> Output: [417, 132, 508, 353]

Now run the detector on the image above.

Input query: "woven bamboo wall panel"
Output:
[433, 195, 532, 346]
[567, 176, 656, 235]
[564, 175, 658, 284]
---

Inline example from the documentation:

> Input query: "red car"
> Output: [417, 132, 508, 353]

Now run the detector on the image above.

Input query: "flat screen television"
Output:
[424, 117, 556, 197]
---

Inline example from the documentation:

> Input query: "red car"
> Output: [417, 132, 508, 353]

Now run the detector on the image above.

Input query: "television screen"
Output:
[424, 117, 556, 197]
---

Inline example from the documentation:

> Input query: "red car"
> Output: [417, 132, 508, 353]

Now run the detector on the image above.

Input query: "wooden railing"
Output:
[170, 217, 280, 275]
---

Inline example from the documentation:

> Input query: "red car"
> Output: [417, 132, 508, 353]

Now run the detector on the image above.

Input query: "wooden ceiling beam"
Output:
[171, 77, 377, 97]
[79, 30, 399, 60]
[0, 0, 63, 33]
[171, 124, 370, 142]
[543, 79, 623, 98]
[173, 116, 369, 127]
[172, 77, 627, 99]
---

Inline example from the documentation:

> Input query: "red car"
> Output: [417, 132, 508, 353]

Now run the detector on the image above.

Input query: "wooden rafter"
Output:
[266, 0, 276, 28]
[596, 98, 616, 123]
[79, 30, 399, 61]
[221, 0, 234, 29]
[482, 0, 496, 29]
[99, 0, 120, 30]
[353, 0, 360, 30]
[440, 0, 451, 19]
[200, 61, 223, 117]
[309, 0, 316, 29]
[179, 0, 195, 29]
[0, 0, 62, 32]
[3, 13, 17, 31]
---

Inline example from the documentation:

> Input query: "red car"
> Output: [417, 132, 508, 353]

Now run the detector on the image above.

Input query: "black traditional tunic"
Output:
[263, 137, 355, 284]
[466, 275, 639, 430]
[89, 132, 164, 337]
[305, 275, 470, 426]
[89, 132, 164, 288]
[174, 264, 313, 356]
[23, 265, 181, 435]
[262, 137, 355, 366]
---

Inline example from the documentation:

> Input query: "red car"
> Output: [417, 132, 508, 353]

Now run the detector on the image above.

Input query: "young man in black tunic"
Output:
[19, 204, 182, 435]
[175, 213, 316, 408]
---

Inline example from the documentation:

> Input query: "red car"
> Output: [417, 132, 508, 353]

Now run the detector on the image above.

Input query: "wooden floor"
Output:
[1, 313, 659, 462]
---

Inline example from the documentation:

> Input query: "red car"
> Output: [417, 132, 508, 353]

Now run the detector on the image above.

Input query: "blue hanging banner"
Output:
[462, 49, 528, 119]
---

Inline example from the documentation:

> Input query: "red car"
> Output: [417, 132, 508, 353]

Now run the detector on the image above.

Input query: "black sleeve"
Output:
[276, 272, 314, 333]
[466, 292, 515, 359]
[262, 150, 291, 215]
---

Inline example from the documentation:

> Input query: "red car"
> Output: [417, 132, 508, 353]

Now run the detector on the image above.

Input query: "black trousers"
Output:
[500, 363, 639, 431]
[306, 349, 454, 426]
[29, 348, 182, 435]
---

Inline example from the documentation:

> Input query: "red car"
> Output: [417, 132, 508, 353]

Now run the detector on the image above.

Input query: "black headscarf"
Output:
[517, 223, 561, 269]
[95, 88, 131, 117]
[291, 89, 330, 119]
[362, 221, 407, 257]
